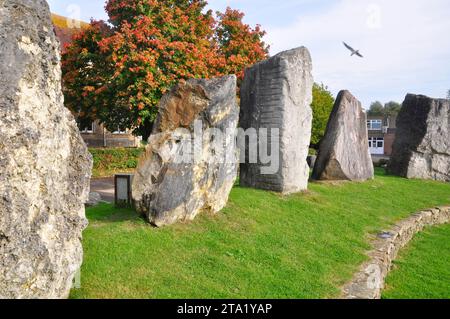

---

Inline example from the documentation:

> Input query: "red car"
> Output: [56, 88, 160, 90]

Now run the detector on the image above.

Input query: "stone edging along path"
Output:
[341, 206, 450, 299]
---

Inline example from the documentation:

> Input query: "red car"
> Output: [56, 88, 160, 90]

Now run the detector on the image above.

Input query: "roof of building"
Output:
[51, 13, 89, 48]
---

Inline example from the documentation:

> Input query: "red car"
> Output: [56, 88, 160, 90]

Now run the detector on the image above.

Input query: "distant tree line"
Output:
[367, 101, 402, 117]
[368, 90, 450, 116]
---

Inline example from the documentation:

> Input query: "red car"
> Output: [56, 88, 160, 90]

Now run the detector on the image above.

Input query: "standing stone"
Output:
[387, 94, 450, 182]
[307, 155, 317, 169]
[132, 76, 239, 227]
[239, 47, 313, 194]
[312, 90, 374, 181]
[0, 0, 92, 298]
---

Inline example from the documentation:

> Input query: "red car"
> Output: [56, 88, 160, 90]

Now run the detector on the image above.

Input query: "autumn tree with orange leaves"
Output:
[62, 0, 269, 140]
[215, 8, 267, 82]
[62, 21, 113, 130]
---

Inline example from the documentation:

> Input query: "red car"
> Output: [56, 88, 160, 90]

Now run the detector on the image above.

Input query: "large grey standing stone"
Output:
[387, 94, 450, 181]
[312, 90, 374, 181]
[132, 76, 239, 227]
[0, 0, 92, 298]
[239, 47, 313, 194]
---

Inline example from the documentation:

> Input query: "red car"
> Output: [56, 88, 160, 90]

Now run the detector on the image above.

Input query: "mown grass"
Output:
[382, 223, 450, 299]
[70, 169, 450, 299]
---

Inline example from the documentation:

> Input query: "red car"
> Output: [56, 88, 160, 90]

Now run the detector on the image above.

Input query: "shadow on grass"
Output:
[86, 167, 436, 227]
[86, 203, 141, 223]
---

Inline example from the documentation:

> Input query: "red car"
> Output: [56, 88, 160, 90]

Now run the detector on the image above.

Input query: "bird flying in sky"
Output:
[343, 42, 363, 58]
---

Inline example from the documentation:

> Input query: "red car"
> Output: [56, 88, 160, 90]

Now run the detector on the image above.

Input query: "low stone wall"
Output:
[341, 206, 450, 299]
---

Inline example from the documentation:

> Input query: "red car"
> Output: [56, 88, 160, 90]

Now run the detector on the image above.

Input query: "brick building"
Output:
[79, 121, 142, 148]
[367, 115, 397, 156]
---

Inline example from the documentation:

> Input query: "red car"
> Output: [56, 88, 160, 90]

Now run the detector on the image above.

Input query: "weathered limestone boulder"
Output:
[312, 90, 374, 181]
[132, 76, 239, 227]
[0, 0, 92, 298]
[86, 192, 102, 207]
[387, 94, 450, 181]
[239, 47, 313, 194]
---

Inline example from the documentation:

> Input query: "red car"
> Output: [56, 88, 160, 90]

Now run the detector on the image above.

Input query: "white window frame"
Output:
[80, 122, 94, 134]
[368, 137, 384, 155]
[367, 119, 383, 130]
[113, 127, 127, 135]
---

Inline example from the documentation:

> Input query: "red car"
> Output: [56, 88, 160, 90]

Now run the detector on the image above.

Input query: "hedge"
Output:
[89, 148, 145, 178]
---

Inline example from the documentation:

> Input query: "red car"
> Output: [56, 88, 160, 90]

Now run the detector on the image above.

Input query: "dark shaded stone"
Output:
[387, 94, 450, 182]
[307, 155, 317, 169]
[312, 90, 374, 181]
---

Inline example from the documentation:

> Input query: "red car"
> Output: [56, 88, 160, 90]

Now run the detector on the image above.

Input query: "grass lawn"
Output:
[382, 223, 450, 299]
[70, 169, 450, 299]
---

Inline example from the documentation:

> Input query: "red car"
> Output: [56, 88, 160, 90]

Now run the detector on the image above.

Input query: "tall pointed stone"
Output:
[239, 47, 313, 194]
[132, 76, 239, 227]
[312, 90, 374, 181]
[387, 94, 450, 182]
[0, 0, 92, 298]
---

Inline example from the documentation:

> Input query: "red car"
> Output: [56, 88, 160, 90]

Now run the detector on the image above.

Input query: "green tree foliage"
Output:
[367, 101, 384, 116]
[384, 101, 402, 116]
[367, 101, 402, 117]
[62, 1, 268, 141]
[310, 83, 335, 147]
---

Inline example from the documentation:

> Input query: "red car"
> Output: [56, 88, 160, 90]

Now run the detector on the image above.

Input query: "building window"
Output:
[79, 121, 94, 134]
[113, 127, 127, 135]
[367, 119, 382, 130]
[368, 137, 384, 147]
[368, 137, 384, 154]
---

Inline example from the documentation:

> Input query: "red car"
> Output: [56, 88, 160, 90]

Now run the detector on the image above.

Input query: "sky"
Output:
[47, 0, 450, 108]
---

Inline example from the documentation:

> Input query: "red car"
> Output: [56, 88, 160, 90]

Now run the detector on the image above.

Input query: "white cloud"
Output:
[265, 0, 450, 106]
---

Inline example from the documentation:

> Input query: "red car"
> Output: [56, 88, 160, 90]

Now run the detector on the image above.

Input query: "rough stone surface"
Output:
[132, 76, 239, 227]
[387, 94, 450, 182]
[0, 0, 92, 299]
[239, 47, 313, 194]
[307, 155, 316, 169]
[341, 206, 450, 299]
[312, 90, 374, 181]
[86, 192, 102, 207]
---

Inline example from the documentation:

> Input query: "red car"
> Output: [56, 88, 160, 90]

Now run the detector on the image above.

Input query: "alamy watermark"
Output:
[65, 4, 82, 29]
[366, 3, 382, 29]
[153, 120, 281, 175]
